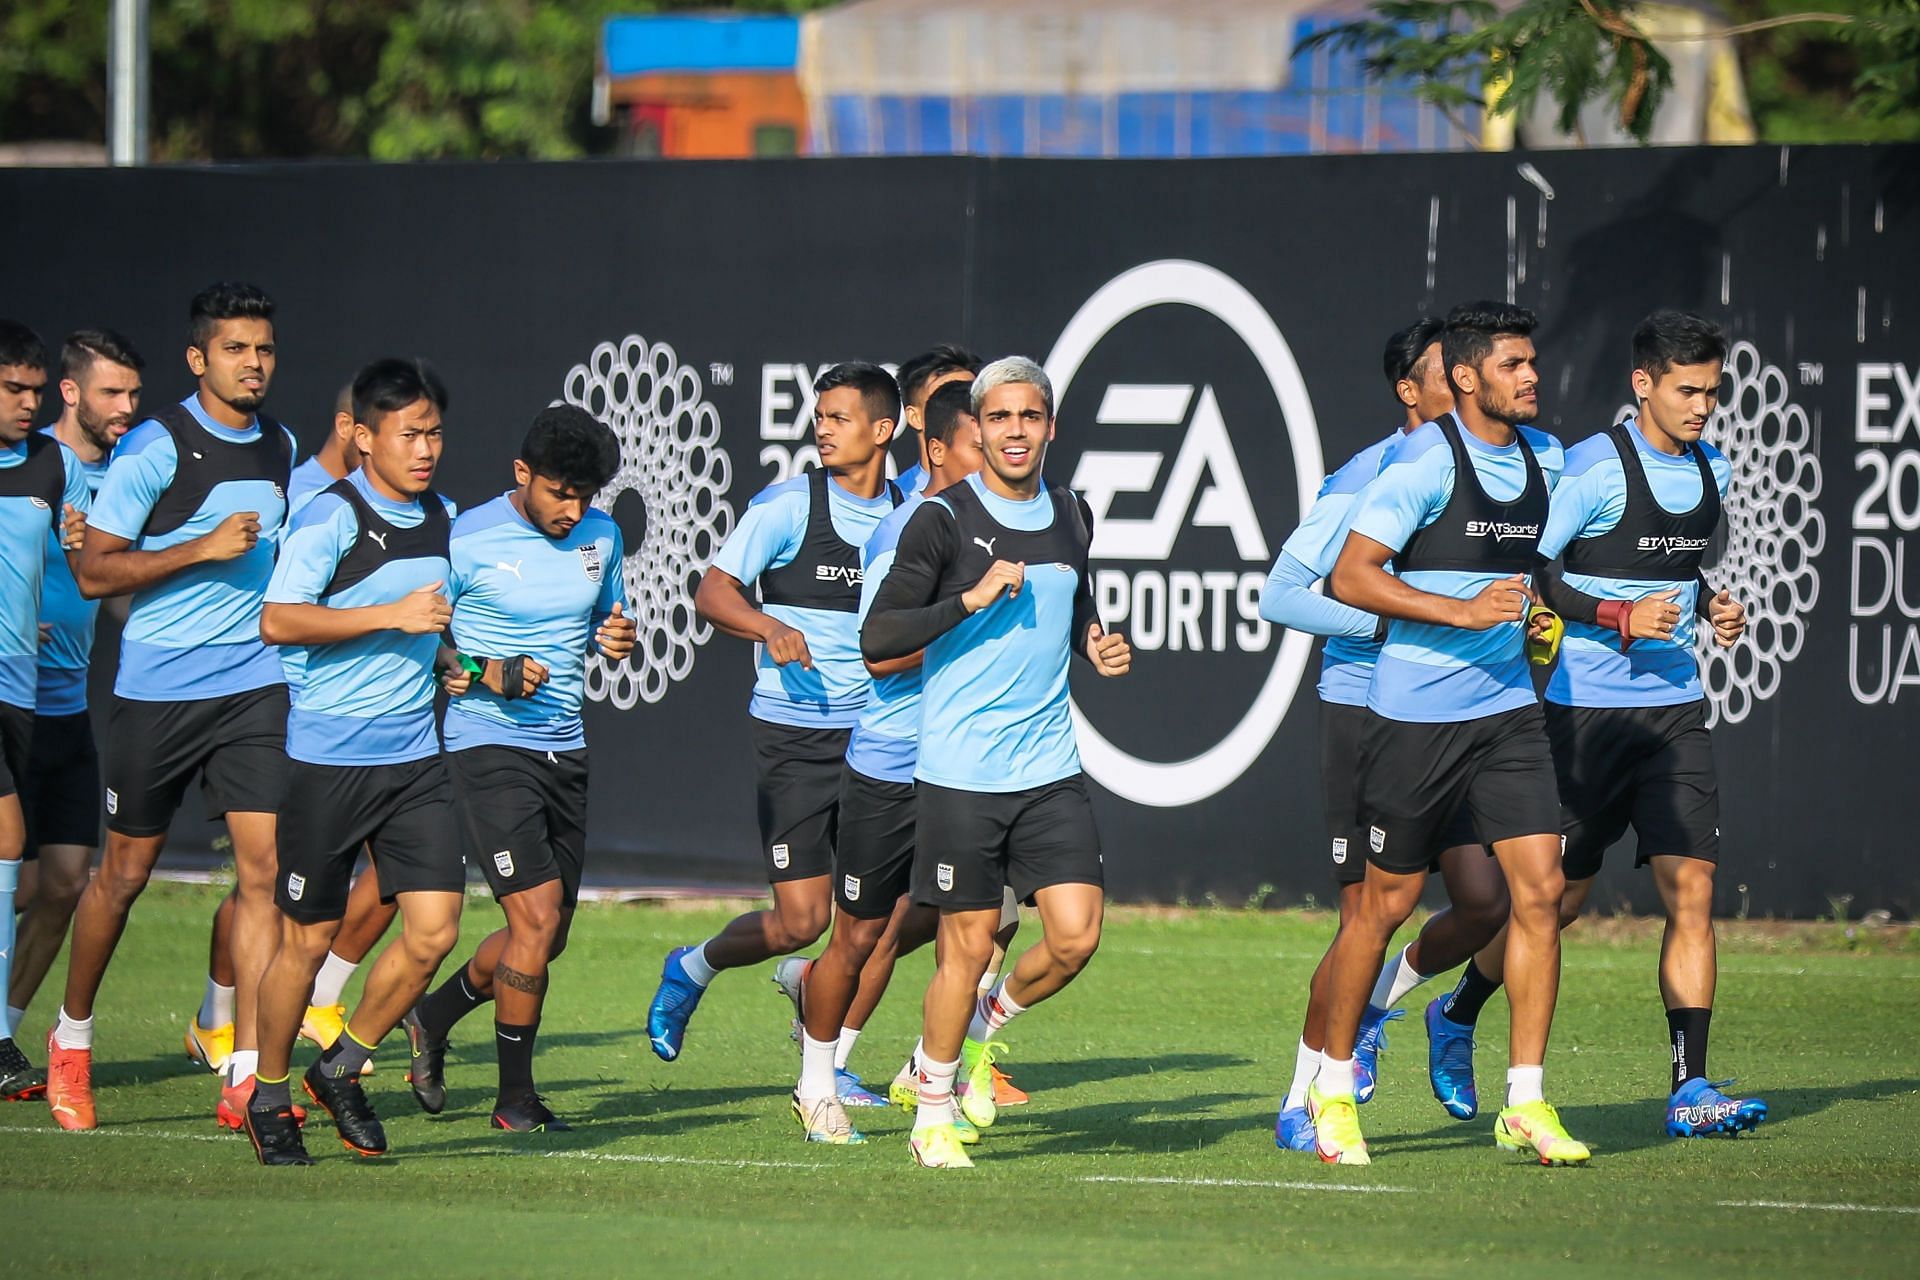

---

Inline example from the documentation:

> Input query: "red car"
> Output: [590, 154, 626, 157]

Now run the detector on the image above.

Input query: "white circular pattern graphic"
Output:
[563, 336, 734, 708]
[1618, 342, 1824, 727]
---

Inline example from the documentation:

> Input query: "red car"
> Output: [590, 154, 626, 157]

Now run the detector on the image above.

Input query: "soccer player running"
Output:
[400, 405, 635, 1133]
[863, 357, 1132, 1170]
[787, 381, 985, 1143]
[646, 363, 905, 1061]
[243, 358, 462, 1166]
[1459, 311, 1765, 1138]
[1259, 319, 1510, 1150]
[48, 283, 295, 1132]
[8, 331, 140, 1043]
[892, 344, 981, 495]
[1322, 302, 1584, 1167]
[192, 381, 397, 1072]
[775, 346, 1030, 1110]
[0, 321, 94, 1099]
[288, 382, 362, 510]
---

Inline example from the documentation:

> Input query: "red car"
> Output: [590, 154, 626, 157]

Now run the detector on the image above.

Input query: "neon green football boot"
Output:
[1494, 1099, 1591, 1166]
[957, 1038, 1003, 1130]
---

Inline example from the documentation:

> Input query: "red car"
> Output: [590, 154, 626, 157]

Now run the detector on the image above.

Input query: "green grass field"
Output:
[4, 883, 1917, 1277]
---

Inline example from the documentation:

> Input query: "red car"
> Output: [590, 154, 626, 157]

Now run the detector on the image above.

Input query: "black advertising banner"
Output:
[3, 145, 1914, 917]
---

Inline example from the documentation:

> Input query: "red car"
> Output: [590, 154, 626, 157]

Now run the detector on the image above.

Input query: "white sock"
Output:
[678, 941, 718, 987]
[833, 1026, 860, 1072]
[1283, 1039, 1321, 1112]
[6, 1006, 24, 1036]
[798, 1032, 838, 1100]
[227, 1049, 259, 1086]
[976, 965, 1001, 996]
[895, 1036, 924, 1084]
[1315, 1055, 1356, 1099]
[309, 952, 358, 1008]
[198, 979, 235, 1029]
[914, 1054, 959, 1129]
[965, 981, 1026, 1043]
[1506, 1064, 1544, 1107]
[53, 1007, 93, 1051]
[1369, 944, 1433, 1012]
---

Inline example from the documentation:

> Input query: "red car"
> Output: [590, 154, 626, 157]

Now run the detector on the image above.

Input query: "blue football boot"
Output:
[1274, 1103, 1317, 1152]
[1666, 1077, 1768, 1138]
[1425, 997, 1480, 1121]
[1352, 1005, 1404, 1104]
[647, 946, 709, 1061]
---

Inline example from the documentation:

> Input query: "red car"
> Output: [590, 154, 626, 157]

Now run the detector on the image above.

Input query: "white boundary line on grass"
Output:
[1081, 1175, 1413, 1194]
[1717, 1199, 1920, 1216]
[3, 1125, 1418, 1187]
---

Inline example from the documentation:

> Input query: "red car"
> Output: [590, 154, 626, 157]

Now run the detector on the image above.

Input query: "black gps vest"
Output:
[758, 468, 903, 612]
[1396, 415, 1550, 575]
[1560, 423, 1721, 583]
[139, 403, 293, 538]
[0, 432, 68, 526]
[932, 480, 1093, 598]
[317, 479, 451, 600]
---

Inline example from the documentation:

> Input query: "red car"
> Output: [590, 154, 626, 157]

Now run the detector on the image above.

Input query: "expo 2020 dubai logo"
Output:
[1620, 340, 1824, 727]
[562, 336, 735, 708]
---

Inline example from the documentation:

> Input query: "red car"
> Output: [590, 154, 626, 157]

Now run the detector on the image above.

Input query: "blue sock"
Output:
[0, 859, 18, 1035]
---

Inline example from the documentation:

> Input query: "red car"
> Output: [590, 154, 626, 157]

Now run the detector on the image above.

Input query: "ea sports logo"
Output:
[1047, 260, 1324, 808]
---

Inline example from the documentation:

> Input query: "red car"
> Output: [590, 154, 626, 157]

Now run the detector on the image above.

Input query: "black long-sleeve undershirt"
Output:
[1534, 563, 1718, 623]
[860, 498, 1101, 664]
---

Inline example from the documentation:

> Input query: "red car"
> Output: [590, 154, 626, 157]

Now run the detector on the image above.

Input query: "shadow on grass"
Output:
[1365, 1076, 1920, 1157]
[1002, 1053, 1252, 1092]
[982, 1091, 1262, 1156]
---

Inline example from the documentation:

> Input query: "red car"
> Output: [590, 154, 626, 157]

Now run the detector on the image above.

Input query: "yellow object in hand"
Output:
[1527, 606, 1565, 666]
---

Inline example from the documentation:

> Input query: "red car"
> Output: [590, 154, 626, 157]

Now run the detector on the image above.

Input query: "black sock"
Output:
[418, 965, 489, 1039]
[249, 1074, 293, 1114]
[1440, 959, 1502, 1027]
[317, 1029, 375, 1079]
[495, 1020, 539, 1102]
[1668, 1007, 1711, 1092]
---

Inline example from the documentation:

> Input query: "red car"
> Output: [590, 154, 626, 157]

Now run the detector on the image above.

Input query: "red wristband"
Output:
[1594, 599, 1635, 651]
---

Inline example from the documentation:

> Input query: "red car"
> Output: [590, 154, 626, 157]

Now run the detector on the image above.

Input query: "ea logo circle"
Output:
[1046, 260, 1323, 808]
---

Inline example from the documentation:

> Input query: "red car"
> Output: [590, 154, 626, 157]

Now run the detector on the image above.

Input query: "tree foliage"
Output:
[1300, 0, 1920, 145]
[0, 0, 836, 162]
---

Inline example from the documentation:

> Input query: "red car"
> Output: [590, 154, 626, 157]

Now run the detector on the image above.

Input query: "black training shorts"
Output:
[912, 774, 1103, 913]
[0, 701, 30, 804]
[1356, 703, 1561, 875]
[751, 718, 848, 884]
[24, 710, 99, 852]
[448, 743, 590, 909]
[1547, 699, 1720, 880]
[275, 754, 461, 923]
[1322, 700, 1477, 885]
[834, 765, 916, 920]
[103, 684, 289, 837]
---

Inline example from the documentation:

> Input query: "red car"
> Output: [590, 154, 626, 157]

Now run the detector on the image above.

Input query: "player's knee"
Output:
[1359, 883, 1420, 932]
[941, 925, 997, 973]
[833, 917, 885, 963]
[547, 917, 574, 962]
[512, 896, 564, 945]
[1049, 925, 1100, 974]
[1667, 883, 1714, 932]
[43, 864, 91, 914]
[1460, 889, 1511, 942]
[403, 917, 461, 965]
[94, 859, 152, 910]
[1509, 868, 1567, 927]
[280, 920, 335, 967]
[231, 865, 276, 901]
[774, 901, 831, 950]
